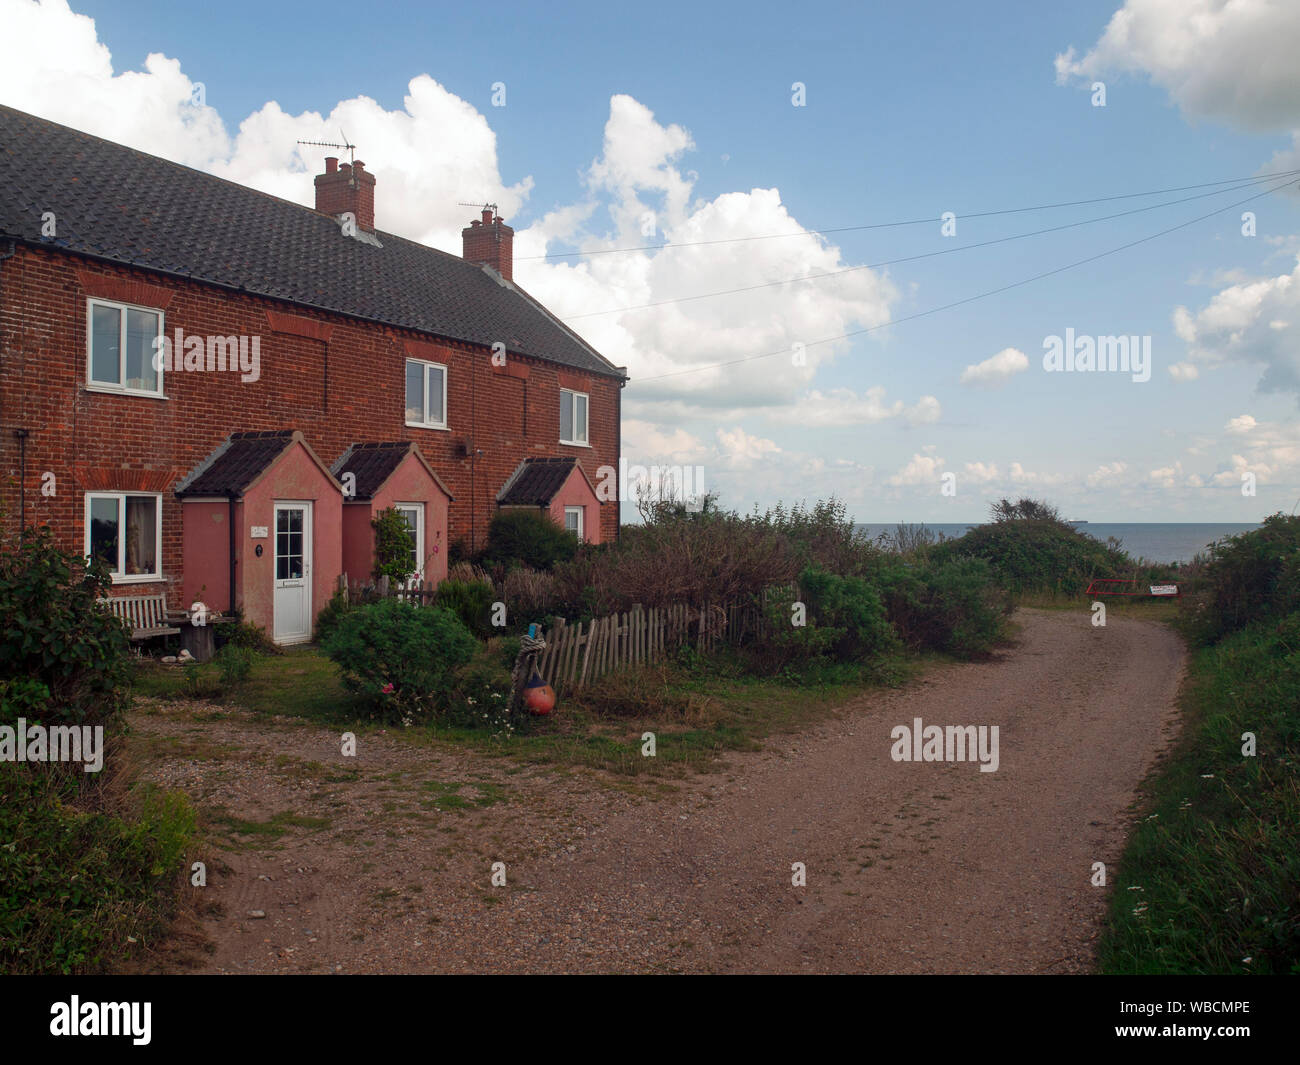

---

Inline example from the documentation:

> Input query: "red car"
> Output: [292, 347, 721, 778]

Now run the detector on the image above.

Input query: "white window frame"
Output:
[86, 297, 165, 397]
[84, 491, 163, 583]
[564, 505, 585, 541]
[560, 388, 589, 446]
[394, 503, 425, 584]
[404, 358, 448, 430]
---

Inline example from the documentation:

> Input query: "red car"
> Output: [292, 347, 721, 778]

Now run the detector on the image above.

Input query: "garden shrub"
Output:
[483, 509, 578, 570]
[0, 526, 131, 727]
[372, 507, 417, 583]
[321, 598, 477, 722]
[446, 652, 519, 732]
[312, 587, 353, 644]
[435, 577, 496, 635]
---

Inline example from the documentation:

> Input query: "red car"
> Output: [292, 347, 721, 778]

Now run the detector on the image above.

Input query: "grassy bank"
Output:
[1099, 516, 1300, 974]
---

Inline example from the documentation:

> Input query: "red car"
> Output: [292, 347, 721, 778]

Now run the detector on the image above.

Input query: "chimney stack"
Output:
[315, 158, 376, 231]
[462, 207, 514, 281]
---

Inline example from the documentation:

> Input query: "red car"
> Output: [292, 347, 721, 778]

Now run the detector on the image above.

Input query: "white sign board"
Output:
[1150, 585, 1179, 596]
[251, 526, 269, 538]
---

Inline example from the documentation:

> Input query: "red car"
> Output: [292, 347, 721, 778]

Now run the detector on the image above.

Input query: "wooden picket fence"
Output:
[337, 574, 798, 694]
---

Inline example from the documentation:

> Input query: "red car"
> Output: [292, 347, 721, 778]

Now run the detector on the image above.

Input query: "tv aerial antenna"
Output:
[297, 130, 357, 165]
[458, 201, 499, 217]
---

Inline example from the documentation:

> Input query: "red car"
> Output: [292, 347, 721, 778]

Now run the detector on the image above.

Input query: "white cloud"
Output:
[762, 387, 940, 428]
[1173, 257, 1300, 394]
[960, 347, 1029, 387]
[1225, 414, 1257, 434]
[1054, 0, 1300, 132]
[889, 453, 945, 487]
[1085, 461, 1128, 488]
[1168, 361, 1200, 382]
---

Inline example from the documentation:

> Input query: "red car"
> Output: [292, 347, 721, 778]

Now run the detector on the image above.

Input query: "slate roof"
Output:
[332, 441, 453, 501]
[175, 430, 298, 497]
[497, 457, 582, 506]
[0, 105, 625, 380]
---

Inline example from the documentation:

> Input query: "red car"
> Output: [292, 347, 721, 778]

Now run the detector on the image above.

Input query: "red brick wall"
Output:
[0, 244, 622, 607]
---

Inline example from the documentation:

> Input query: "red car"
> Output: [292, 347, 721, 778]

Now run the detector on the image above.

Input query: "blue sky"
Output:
[7, 0, 1300, 522]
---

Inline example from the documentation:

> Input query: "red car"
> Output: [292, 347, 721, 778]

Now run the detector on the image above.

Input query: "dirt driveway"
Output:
[135, 607, 1185, 974]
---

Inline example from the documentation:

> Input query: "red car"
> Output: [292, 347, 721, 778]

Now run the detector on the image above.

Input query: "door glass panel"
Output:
[276, 509, 304, 580]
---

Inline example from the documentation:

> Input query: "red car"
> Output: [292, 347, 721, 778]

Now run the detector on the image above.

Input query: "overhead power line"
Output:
[633, 175, 1299, 384]
[561, 174, 1293, 321]
[521, 168, 1300, 262]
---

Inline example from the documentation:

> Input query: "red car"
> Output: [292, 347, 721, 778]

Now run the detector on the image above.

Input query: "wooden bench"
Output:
[100, 594, 182, 641]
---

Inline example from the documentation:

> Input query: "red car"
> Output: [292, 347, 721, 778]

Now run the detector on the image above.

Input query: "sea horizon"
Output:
[853, 521, 1262, 564]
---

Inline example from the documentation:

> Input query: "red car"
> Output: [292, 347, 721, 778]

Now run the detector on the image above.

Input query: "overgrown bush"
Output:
[501, 566, 560, 624]
[879, 557, 1010, 658]
[482, 509, 578, 571]
[799, 565, 900, 663]
[435, 577, 496, 635]
[312, 587, 353, 644]
[1179, 513, 1300, 646]
[215, 618, 278, 655]
[446, 652, 520, 733]
[321, 598, 477, 723]
[930, 501, 1133, 596]
[0, 526, 131, 727]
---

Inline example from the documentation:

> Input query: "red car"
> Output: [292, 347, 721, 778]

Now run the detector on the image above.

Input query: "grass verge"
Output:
[1098, 613, 1300, 974]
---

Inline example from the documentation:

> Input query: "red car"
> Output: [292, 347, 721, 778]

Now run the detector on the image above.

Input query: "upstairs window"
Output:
[85, 492, 162, 582]
[560, 388, 588, 445]
[405, 359, 447, 429]
[87, 299, 163, 396]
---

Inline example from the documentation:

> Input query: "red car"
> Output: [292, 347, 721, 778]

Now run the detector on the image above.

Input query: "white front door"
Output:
[273, 502, 312, 644]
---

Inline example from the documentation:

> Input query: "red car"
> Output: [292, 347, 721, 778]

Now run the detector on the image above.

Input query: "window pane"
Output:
[426, 366, 445, 425]
[123, 496, 158, 575]
[89, 497, 119, 570]
[90, 304, 121, 385]
[560, 390, 573, 441]
[576, 394, 588, 443]
[565, 509, 579, 532]
[405, 361, 424, 423]
[125, 309, 159, 391]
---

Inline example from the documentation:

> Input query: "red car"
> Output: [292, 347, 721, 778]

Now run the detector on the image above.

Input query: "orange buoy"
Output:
[522, 669, 555, 715]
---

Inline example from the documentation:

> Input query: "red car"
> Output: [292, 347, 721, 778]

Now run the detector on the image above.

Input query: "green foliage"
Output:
[1180, 513, 1300, 646]
[312, 587, 353, 645]
[435, 578, 496, 635]
[799, 565, 900, 663]
[0, 526, 131, 727]
[446, 652, 521, 733]
[371, 507, 417, 584]
[1100, 611, 1300, 974]
[0, 768, 195, 974]
[321, 598, 478, 723]
[483, 509, 579, 571]
[878, 557, 1010, 658]
[931, 507, 1132, 596]
[214, 642, 254, 686]
[215, 618, 278, 655]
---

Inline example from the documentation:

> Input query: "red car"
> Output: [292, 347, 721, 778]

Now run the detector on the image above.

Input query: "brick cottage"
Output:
[0, 105, 626, 643]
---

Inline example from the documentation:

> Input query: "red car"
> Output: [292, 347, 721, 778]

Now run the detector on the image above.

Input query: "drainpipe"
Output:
[1, 240, 21, 540]
[227, 493, 237, 618]
[13, 428, 28, 540]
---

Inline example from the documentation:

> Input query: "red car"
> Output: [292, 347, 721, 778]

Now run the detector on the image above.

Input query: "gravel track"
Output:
[138, 608, 1185, 974]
